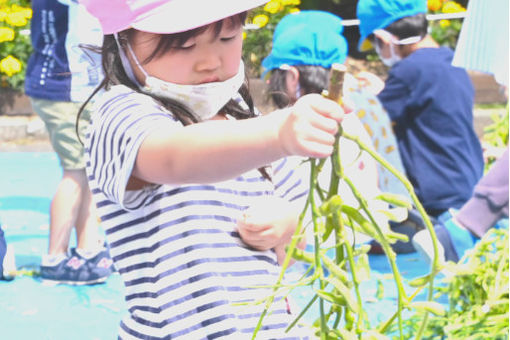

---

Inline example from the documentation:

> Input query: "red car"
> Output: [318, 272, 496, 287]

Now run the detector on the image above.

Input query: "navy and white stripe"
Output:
[85, 85, 312, 339]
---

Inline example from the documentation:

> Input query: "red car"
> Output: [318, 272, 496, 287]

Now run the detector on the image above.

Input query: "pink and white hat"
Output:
[80, 0, 269, 35]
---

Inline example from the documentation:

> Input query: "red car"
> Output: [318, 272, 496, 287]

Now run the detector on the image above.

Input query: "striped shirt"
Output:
[85, 85, 313, 339]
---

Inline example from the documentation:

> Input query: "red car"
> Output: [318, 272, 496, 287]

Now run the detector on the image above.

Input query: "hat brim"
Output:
[132, 0, 269, 34]
[358, 38, 374, 52]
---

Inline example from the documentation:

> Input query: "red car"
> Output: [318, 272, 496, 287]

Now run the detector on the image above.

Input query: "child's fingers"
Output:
[299, 141, 335, 159]
[304, 94, 345, 122]
[237, 219, 271, 232]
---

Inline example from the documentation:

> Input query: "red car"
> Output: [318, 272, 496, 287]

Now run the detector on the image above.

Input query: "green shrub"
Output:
[0, 0, 32, 92]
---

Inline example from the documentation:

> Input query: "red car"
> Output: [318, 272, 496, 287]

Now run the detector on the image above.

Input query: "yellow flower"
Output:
[264, 0, 281, 14]
[0, 55, 22, 77]
[289, 7, 300, 14]
[439, 19, 451, 28]
[252, 14, 269, 28]
[242, 31, 247, 40]
[427, 0, 442, 11]
[0, 9, 7, 22]
[6, 10, 29, 27]
[442, 1, 466, 13]
[0, 26, 14, 42]
[282, 0, 301, 5]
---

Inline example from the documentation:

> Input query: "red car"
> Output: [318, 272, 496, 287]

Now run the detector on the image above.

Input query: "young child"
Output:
[262, 10, 408, 201]
[357, 0, 484, 219]
[25, 0, 112, 285]
[79, 0, 346, 338]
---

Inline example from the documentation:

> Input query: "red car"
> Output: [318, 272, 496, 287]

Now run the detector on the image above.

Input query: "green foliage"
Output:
[429, 18, 463, 49]
[395, 228, 509, 340]
[482, 106, 509, 171]
[251, 68, 443, 339]
[242, 0, 301, 77]
[427, 0, 467, 49]
[0, 0, 32, 91]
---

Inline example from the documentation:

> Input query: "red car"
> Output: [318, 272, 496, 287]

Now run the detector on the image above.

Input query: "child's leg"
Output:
[0, 225, 6, 279]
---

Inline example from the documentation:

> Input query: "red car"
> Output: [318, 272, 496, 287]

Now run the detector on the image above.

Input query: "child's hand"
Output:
[237, 197, 305, 264]
[275, 94, 346, 159]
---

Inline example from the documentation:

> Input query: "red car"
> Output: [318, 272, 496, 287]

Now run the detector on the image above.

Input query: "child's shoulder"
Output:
[94, 85, 167, 115]
[97, 85, 153, 104]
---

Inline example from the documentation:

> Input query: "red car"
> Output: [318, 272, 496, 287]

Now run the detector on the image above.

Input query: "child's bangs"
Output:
[152, 12, 247, 58]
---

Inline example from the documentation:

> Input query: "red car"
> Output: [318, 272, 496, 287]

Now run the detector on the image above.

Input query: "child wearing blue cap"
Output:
[261, 10, 429, 253]
[262, 10, 409, 200]
[356, 0, 484, 220]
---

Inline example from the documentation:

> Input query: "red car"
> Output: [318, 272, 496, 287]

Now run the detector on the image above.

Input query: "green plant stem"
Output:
[310, 159, 328, 339]
[339, 217, 364, 333]
[378, 280, 427, 333]
[251, 194, 311, 340]
[343, 176, 406, 339]
[342, 131, 442, 340]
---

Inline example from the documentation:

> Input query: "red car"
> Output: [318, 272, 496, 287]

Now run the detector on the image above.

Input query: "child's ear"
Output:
[285, 66, 300, 93]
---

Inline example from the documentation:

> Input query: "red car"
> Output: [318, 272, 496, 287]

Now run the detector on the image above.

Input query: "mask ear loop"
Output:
[113, 33, 146, 87]
[373, 29, 423, 46]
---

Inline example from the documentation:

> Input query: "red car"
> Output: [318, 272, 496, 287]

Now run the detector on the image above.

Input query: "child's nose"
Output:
[195, 52, 221, 72]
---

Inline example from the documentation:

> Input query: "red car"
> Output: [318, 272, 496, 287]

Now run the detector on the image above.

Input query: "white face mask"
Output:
[373, 29, 422, 67]
[375, 40, 401, 67]
[116, 34, 245, 121]
[142, 62, 245, 121]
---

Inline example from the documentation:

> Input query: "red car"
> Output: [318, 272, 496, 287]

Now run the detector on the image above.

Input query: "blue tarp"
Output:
[0, 152, 434, 339]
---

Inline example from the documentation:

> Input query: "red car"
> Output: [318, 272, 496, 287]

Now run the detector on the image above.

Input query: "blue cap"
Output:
[357, 0, 427, 51]
[261, 10, 348, 77]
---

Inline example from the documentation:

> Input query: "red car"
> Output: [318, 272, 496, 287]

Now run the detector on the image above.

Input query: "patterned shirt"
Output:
[85, 85, 313, 339]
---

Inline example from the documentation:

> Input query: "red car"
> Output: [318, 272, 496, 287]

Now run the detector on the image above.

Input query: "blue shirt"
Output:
[24, 0, 103, 102]
[378, 47, 483, 216]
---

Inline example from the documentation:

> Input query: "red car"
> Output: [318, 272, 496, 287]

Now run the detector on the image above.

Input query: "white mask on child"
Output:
[373, 29, 423, 67]
[375, 41, 401, 67]
[117, 35, 245, 121]
[142, 62, 245, 121]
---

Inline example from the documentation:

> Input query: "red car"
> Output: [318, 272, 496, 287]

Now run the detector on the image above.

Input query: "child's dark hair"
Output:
[78, 11, 271, 180]
[268, 65, 329, 109]
[384, 13, 428, 40]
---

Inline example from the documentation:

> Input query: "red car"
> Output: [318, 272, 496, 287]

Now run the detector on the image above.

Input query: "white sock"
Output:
[75, 247, 104, 260]
[41, 253, 68, 266]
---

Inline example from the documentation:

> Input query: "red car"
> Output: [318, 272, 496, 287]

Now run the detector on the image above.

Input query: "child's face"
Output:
[129, 22, 243, 85]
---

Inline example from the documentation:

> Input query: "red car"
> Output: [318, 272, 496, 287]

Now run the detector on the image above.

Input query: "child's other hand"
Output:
[275, 94, 346, 159]
[237, 197, 297, 252]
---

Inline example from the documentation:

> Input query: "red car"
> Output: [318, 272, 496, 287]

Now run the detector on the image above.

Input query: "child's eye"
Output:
[220, 36, 236, 42]
[177, 44, 195, 50]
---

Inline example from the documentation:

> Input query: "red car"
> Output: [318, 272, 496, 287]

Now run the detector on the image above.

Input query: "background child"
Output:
[80, 0, 346, 338]
[357, 0, 484, 219]
[24, 0, 112, 285]
[262, 10, 417, 252]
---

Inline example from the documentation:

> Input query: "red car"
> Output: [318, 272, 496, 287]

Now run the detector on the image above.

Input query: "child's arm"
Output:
[236, 197, 306, 265]
[132, 94, 344, 186]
